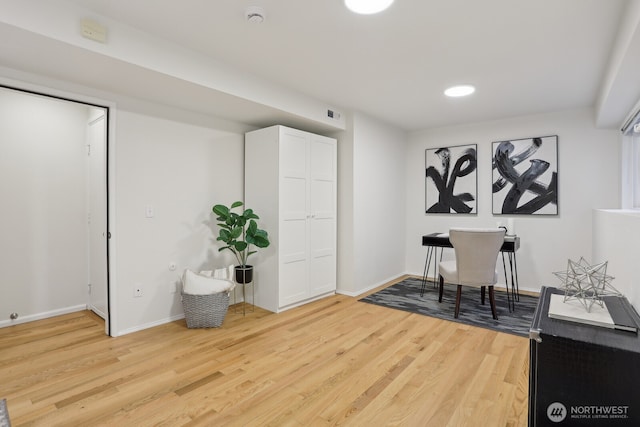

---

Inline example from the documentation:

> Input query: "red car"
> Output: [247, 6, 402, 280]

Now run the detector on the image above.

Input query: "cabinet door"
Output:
[308, 135, 337, 295]
[279, 130, 309, 306]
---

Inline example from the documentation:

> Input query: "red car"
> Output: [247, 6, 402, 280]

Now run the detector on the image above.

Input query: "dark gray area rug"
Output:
[360, 277, 538, 337]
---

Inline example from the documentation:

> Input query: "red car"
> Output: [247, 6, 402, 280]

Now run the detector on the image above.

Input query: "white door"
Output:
[278, 129, 337, 306]
[308, 136, 337, 295]
[279, 129, 309, 306]
[87, 110, 108, 322]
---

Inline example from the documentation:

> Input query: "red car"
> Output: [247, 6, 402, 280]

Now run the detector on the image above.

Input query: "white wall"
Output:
[336, 116, 355, 294]
[112, 110, 245, 334]
[406, 108, 620, 292]
[593, 209, 640, 309]
[337, 112, 407, 295]
[0, 89, 90, 325]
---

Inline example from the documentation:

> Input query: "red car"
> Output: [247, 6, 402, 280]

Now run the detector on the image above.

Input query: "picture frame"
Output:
[425, 144, 477, 214]
[492, 135, 558, 215]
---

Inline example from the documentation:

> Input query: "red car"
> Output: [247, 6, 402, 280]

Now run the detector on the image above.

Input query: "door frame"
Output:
[87, 110, 109, 322]
[0, 79, 116, 336]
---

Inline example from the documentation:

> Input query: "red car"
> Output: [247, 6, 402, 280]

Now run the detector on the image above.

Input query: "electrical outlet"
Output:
[134, 286, 143, 298]
[145, 205, 154, 218]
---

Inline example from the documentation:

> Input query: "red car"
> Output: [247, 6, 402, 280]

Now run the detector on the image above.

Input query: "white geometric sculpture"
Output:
[553, 257, 620, 312]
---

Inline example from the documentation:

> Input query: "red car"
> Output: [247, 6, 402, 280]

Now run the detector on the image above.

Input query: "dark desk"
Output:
[421, 232, 521, 310]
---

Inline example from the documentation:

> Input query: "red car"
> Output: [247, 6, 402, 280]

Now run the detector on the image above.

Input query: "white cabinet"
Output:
[245, 125, 337, 313]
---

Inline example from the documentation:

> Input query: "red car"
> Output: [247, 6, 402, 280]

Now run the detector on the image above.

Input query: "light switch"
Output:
[145, 205, 154, 218]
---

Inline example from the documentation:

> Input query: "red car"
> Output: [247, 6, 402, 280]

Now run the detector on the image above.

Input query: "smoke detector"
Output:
[246, 6, 265, 23]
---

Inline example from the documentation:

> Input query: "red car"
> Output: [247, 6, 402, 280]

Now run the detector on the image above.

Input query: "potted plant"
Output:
[212, 201, 270, 284]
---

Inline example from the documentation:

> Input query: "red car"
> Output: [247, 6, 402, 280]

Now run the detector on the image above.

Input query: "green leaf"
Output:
[212, 205, 229, 217]
[234, 241, 248, 251]
[247, 228, 269, 248]
[245, 211, 259, 220]
[231, 201, 244, 209]
[230, 227, 242, 239]
[252, 235, 270, 248]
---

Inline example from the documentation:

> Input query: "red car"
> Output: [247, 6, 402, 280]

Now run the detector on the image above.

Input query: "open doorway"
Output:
[0, 85, 110, 335]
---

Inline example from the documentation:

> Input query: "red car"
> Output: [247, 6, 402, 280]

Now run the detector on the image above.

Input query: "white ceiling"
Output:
[11, 0, 635, 131]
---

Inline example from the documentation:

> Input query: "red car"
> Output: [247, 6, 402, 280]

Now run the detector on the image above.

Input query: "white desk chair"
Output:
[438, 228, 506, 319]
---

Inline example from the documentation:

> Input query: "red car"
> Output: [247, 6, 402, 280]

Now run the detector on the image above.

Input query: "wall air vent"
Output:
[327, 109, 341, 120]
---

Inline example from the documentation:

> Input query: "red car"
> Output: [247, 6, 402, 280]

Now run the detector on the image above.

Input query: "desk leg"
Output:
[508, 252, 520, 302]
[434, 248, 443, 288]
[501, 253, 514, 312]
[422, 246, 446, 297]
[421, 246, 435, 296]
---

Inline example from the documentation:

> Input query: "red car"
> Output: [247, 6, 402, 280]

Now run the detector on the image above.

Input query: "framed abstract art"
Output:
[492, 135, 558, 215]
[425, 144, 477, 214]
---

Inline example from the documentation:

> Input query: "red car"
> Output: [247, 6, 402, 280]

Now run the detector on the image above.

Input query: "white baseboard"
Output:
[337, 273, 409, 297]
[90, 305, 107, 320]
[273, 291, 336, 313]
[0, 304, 87, 329]
[116, 313, 185, 336]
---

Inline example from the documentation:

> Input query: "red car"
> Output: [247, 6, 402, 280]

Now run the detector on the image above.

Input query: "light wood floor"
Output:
[0, 276, 529, 426]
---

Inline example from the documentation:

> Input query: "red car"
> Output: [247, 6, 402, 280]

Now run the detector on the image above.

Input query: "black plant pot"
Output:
[235, 265, 253, 284]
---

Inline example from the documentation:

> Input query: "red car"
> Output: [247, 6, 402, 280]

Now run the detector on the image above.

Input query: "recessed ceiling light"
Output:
[344, 0, 394, 14]
[444, 85, 476, 97]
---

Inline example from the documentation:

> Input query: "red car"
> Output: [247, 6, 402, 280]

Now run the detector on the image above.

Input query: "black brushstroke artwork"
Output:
[426, 146, 477, 213]
[492, 136, 558, 215]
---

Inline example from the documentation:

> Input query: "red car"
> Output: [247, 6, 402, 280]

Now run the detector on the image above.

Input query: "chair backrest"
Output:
[449, 228, 506, 286]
